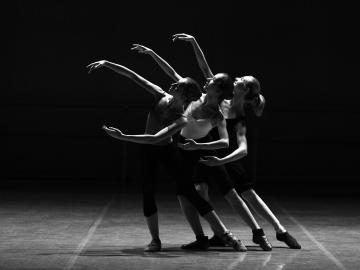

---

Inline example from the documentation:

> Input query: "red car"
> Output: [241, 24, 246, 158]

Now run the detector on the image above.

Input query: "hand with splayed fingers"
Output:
[177, 139, 200, 151]
[172, 33, 195, 43]
[86, 60, 107, 74]
[102, 125, 124, 140]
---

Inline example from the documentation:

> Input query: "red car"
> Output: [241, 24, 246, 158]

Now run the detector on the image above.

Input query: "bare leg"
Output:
[241, 189, 286, 233]
[224, 188, 261, 230]
[197, 184, 272, 251]
[178, 190, 228, 237]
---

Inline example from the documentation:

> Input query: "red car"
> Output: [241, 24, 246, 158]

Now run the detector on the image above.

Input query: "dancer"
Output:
[173, 33, 301, 249]
[87, 48, 245, 252]
[128, 44, 256, 251]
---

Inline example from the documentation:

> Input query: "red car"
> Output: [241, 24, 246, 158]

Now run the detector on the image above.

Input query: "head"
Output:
[169, 77, 202, 105]
[234, 75, 265, 116]
[233, 76, 260, 99]
[204, 73, 234, 102]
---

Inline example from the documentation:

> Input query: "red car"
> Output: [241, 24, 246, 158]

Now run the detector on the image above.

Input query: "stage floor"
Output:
[0, 191, 359, 270]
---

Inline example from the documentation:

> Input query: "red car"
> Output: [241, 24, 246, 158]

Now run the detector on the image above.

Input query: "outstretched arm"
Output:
[87, 60, 165, 98]
[103, 116, 187, 145]
[172, 33, 214, 79]
[131, 44, 183, 82]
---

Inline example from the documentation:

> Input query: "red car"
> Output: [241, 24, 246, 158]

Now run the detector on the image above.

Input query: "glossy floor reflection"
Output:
[0, 191, 359, 270]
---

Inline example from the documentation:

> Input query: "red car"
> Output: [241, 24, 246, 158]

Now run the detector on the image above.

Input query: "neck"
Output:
[204, 94, 219, 108]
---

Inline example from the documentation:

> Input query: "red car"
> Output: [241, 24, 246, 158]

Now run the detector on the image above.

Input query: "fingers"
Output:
[86, 61, 102, 73]
[108, 126, 120, 132]
[172, 33, 188, 38]
[177, 143, 185, 149]
[131, 44, 149, 53]
[172, 33, 191, 42]
[185, 139, 196, 144]
[130, 44, 142, 51]
[86, 63, 94, 73]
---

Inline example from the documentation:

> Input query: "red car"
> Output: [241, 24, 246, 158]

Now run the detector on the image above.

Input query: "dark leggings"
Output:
[141, 143, 213, 217]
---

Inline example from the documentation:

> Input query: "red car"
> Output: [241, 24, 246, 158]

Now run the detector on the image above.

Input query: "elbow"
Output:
[220, 139, 229, 148]
[233, 149, 247, 162]
[239, 147, 248, 158]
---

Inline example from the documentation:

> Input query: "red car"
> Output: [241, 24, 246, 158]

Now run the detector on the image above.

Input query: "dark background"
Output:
[4, 1, 358, 195]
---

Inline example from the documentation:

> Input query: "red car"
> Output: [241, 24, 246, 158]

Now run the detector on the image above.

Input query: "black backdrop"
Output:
[4, 1, 358, 195]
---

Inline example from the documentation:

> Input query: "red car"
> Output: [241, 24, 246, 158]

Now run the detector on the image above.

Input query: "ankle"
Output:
[196, 235, 208, 241]
[152, 238, 161, 242]
[275, 228, 286, 234]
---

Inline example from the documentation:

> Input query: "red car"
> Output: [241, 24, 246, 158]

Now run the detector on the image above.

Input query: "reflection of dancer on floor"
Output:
[173, 33, 301, 249]
[87, 47, 245, 252]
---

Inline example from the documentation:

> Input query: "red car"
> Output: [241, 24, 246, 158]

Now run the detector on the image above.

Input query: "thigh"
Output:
[226, 159, 255, 193]
[195, 162, 233, 196]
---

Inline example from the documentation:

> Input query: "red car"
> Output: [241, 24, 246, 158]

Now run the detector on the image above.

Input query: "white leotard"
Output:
[180, 95, 215, 139]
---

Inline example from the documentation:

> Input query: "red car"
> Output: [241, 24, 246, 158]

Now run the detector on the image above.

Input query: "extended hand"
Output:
[102, 125, 124, 140]
[177, 139, 199, 151]
[199, 156, 222, 166]
[172, 33, 195, 42]
[86, 60, 107, 74]
[131, 44, 153, 55]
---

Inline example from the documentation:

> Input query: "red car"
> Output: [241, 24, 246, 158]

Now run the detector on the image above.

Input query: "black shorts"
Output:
[177, 135, 234, 196]
[141, 141, 213, 216]
[224, 158, 255, 193]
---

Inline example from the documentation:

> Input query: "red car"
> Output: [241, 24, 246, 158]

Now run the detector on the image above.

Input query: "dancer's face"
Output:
[204, 73, 226, 97]
[233, 76, 259, 101]
[169, 78, 188, 95]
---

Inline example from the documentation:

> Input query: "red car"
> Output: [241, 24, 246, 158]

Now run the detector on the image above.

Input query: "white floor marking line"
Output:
[64, 196, 115, 270]
[276, 203, 346, 270]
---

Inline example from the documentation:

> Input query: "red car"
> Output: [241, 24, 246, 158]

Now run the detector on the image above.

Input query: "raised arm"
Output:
[87, 60, 165, 98]
[103, 116, 187, 145]
[172, 33, 214, 79]
[131, 44, 183, 82]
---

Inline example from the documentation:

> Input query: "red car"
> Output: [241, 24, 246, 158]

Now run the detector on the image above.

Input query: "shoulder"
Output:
[157, 93, 172, 105]
[154, 90, 169, 103]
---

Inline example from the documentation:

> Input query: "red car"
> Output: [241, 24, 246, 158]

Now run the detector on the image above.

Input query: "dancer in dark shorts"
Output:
[173, 33, 301, 250]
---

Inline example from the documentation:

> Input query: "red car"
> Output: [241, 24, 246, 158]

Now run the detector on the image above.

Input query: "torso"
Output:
[145, 93, 183, 145]
[180, 94, 223, 139]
